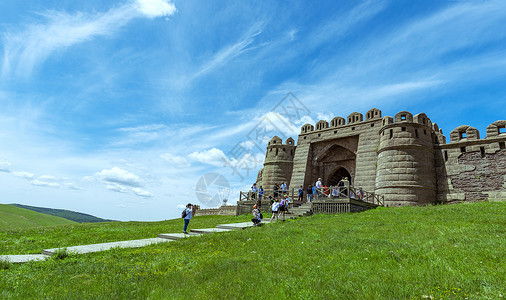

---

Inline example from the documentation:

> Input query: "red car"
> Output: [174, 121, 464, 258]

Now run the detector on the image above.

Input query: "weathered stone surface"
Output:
[42, 238, 171, 255]
[247, 108, 506, 208]
[0, 254, 50, 263]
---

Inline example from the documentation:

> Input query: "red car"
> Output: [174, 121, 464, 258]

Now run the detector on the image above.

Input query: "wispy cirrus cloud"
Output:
[1, 0, 176, 77]
[255, 0, 506, 118]
[192, 25, 263, 81]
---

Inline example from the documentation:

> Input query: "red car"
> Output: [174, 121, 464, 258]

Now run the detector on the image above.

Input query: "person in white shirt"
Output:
[270, 199, 280, 222]
[315, 178, 323, 199]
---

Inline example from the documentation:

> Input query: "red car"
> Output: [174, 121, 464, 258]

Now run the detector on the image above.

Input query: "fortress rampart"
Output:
[255, 108, 506, 206]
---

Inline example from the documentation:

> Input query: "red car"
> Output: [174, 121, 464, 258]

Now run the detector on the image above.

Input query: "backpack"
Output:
[181, 209, 187, 218]
[259, 212, 263, 219]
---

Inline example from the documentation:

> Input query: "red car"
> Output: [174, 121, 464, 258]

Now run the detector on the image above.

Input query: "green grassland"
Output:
[0, 204, 76, 231]
[10, 204, 115, 223]
[1, 202, 505, 299]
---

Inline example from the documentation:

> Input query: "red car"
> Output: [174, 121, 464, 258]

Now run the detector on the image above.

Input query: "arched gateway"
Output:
[327, 167, 351, 186]
[312, 142, 356, 187]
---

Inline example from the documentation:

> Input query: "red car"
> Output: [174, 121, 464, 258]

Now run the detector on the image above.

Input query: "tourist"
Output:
[315, 178, 323, 199]
[342, 177, 349, 197]
[332, 186, 339, 197]
[259, 186, 264, 202]
[338, 178, 345, 197]
[323, 185, 330, 198]
[251, 205, 261, 226]
[280, 182, 287, 195]
[306, 185, 313, 202]
[273, 183, 279, 198]
[270, 198, 280, 222]
[279, 195, 289, 221]
[251, 183, 258, 200]
[357, 187, 363, 200]
[183, 203, 193, 234]
[298, 185, 304, 201]
[312, 185, 316, 200]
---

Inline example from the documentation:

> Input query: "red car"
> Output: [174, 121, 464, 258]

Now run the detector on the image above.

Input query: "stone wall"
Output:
[376, 111, 437, 206]
[196, 205, 237, 216]
[435, 126, 506, 203]
[254, 107, 506, 206]
[289, 110, 382, 192]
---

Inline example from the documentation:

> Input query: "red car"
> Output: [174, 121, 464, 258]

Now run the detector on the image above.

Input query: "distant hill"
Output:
[10, 204, 116, 223]
[0, 204, 76, 231]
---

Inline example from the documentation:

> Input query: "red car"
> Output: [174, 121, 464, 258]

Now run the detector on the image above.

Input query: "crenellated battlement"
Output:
[254, 108, 506, 208]
[300, 108, 383, 134]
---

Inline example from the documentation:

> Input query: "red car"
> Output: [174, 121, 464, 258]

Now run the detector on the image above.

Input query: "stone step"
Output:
[0, 254, 50, 263]
[216, 220, 271, 230]
[157, 233, 202, 240]
[42, 238, 171, 256]
[190, 228, 232, 234]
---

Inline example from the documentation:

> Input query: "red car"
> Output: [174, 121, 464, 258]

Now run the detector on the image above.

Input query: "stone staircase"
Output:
[286, 202, 312, 217]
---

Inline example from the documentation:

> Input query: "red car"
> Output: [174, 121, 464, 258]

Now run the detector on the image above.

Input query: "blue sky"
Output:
[1, 0, 506, 221]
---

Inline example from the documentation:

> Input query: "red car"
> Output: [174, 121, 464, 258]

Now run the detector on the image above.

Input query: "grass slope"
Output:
[0, 204, 76, 231]
[10, 204, 115, 223]
[1, 202, 505, 299]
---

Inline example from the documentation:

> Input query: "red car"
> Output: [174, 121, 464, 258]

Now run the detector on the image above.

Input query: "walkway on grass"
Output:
[0, 220, 271, 264]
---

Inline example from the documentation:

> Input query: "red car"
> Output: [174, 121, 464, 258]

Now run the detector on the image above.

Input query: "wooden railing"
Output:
[239, 188, 299, 202]
[313, 185, 384, 206]
[240, 185, 384, 207]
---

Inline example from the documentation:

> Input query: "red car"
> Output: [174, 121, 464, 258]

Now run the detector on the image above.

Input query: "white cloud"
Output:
[160, 152, 190, 167]
[134, 0, 176, 18]
[239, 140, 255, 151]
[37, 175, 58, 181]
[188, 148, 228, 167]
[1, 1, 177, 77]
[31, 179, 60, 188]
[12, 171, 35, 179]
[260, 111, 299, 138]
[106, 183, 128, 193]
[132, 187, 153, 197]
[63, 183, 84, 190]
[1, 6, 135, 77]
[0, 160, 11, 172]
[95, 167, 142, 187]
[191, 24, 263, 81]
[316, 112, 334, 122]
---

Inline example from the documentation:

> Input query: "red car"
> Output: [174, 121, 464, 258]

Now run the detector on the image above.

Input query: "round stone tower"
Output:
[261, 136, 296, 195]
[375, 111, 437, 206]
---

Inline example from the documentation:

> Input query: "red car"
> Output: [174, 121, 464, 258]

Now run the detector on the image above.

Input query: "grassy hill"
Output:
[10, 204, 115, 223]
[0, 202, 504, 299]
[0, 204, 76, 231]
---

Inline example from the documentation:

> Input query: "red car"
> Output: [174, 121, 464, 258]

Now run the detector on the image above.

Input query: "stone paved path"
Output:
[0, 219, 270, 264]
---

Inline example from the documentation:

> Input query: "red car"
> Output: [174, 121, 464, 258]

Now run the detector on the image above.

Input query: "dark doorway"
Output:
[327, 168, 351, 186]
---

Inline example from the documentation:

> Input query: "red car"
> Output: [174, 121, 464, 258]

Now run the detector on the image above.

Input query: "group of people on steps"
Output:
[251, 176, 353, 225]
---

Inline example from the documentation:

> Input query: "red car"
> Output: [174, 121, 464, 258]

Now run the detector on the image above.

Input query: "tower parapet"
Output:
[375, 111, 437, 206]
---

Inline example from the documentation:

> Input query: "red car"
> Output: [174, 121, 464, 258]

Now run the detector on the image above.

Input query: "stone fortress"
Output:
[255, 108, 506, 206]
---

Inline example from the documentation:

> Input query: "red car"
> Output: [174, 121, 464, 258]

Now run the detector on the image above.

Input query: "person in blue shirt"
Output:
[251, 183, 258, 200]
[298, 185, 304, 201]
[183, 203, 193, 234]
